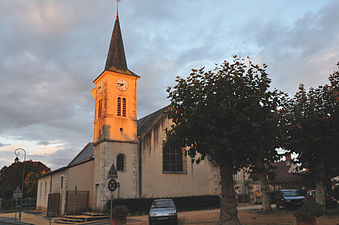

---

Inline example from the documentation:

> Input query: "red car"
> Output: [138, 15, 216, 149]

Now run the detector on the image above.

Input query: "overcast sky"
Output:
[1, 0, 338, 170]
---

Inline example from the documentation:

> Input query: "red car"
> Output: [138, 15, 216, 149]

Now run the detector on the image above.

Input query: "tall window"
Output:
[60, 176, 64, 190]
[122, 98, 127, 117]
[44, 181, 47, 197]
[117, 154, 125, 171]
[117, 97, 121, 116]
[40, 182, 42, 198]
[163, 147, 183, 172]
[98, 99, 102, 118]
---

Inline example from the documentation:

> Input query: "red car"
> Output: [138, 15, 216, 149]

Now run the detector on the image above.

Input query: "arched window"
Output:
[163, 147, 183, 172]
[122, 98, 127, 117]
[117, 154, 125, 171]
[117, 97, 121, 116]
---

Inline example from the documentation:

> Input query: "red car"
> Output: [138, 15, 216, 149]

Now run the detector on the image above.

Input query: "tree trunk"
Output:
[258, 170, 272, 213]
[218, 164, 241, 225]
[315, 160, 326, 213]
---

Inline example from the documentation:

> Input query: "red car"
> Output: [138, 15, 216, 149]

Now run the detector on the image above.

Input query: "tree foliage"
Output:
[165, 56, 284, 169]
[285, 63, 339, 209]
[165, 56, 285, 223]
[0, 160, 50, 199]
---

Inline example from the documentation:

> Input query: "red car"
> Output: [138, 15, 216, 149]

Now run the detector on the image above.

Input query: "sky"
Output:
[1, 0, 339, 170]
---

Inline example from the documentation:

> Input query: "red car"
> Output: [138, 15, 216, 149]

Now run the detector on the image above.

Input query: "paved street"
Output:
[0, 204, 264, 225]
[1, 204, 339, 225]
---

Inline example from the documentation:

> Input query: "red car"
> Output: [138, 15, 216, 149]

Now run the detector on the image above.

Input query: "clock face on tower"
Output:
[116, 79, 128, 91]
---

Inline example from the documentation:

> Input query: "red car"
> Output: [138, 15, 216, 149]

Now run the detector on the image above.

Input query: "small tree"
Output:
[24, 171, 40, 198]
[285, 63, 339, 212]
[165, 56, 285, 224]
[0, 160, 50, 198]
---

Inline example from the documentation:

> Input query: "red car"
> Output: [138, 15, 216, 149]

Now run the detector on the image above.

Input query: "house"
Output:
[246, 155, 302, 204]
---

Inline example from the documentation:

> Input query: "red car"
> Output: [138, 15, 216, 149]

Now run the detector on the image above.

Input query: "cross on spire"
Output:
[104, 0, 138, 77]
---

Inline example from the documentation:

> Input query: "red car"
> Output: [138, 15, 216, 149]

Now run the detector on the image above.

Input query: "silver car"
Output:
[148, 199, 178, 225]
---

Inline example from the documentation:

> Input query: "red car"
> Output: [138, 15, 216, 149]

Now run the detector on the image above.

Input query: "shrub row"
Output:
[105, 195, 220, 214]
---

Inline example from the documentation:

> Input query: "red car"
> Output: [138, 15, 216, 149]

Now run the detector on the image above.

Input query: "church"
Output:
[36, 11, 220, 215]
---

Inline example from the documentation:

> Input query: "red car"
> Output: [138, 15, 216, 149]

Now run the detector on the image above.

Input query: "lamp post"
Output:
[14, 148, 26, 221]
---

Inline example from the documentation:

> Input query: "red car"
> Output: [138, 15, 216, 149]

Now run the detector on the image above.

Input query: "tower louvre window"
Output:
[122, 98, 126, 117]
[98, 99, 102, 118]
[117, 97, 121, 116]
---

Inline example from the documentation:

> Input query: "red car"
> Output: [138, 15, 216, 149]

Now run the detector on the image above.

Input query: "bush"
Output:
[293, 199, 324, 222]
[105, 195, 220, 214]
[333, 185, 339, 200]
[112, 205, 129, 218]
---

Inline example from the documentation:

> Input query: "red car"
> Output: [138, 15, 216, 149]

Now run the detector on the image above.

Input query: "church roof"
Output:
[137, 106, 169, 138]
[104, 12, 138, 77]
[67, 142, 93, 167]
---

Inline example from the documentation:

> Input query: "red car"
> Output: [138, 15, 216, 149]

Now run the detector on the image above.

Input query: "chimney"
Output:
[285, 154, 291, 167]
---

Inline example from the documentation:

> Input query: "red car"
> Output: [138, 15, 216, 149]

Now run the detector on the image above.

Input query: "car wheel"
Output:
[276, 203, 281, 209]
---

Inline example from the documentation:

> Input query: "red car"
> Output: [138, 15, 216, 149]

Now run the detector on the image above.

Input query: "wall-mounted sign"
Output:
[107, 163, 118, 179]
[108, 179, 118, 192]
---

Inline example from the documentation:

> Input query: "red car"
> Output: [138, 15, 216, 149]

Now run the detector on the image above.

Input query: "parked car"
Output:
[148, 199, 178, 225]
[276, 189, 305, 209]
[305, 190, 337, 208]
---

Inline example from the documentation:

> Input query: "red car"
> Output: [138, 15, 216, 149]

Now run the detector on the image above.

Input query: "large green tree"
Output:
[285, 64, 339, 211]
[165, 56, 284, 224]
[0, 160, 50, 199]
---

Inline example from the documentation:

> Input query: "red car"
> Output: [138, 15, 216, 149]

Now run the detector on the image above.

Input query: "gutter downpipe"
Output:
[138, 136, 142, 198]
[49, 172, 52, 225]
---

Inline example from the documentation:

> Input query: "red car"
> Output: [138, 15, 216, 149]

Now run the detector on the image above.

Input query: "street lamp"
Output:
[14, 148, 26, 221]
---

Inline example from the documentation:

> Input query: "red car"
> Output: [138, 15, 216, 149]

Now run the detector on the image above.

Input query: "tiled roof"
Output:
[137, 106, 169, 138]
[67, 142, 94, 167]
[269, 161, 301, 184]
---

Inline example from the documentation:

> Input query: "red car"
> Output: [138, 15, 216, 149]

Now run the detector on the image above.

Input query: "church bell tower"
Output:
[92, 10, 140, 210]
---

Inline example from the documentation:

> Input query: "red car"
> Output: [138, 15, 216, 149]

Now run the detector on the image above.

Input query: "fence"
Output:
[65, 190, 89, 214]
[0, 198, 36, 210]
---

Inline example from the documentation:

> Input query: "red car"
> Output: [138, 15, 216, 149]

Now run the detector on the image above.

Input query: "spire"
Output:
[104, 10, 128, 73]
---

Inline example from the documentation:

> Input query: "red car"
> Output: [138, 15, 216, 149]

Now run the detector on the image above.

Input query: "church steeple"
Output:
[105, 10, 135, 76]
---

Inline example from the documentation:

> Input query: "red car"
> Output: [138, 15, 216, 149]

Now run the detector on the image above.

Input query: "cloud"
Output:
[0, 143, 8, 147]
[38, 141, 50, 146]
[0, 0, 337, 170]
[242, 1, 339, 94]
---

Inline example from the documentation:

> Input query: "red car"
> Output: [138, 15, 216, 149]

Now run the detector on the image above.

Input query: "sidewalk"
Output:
[0, 204, 263, 225]
[0, 212, 52, 225]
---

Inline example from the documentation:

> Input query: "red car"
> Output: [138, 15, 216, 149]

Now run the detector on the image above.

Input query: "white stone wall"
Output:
[67, 160, 94, 211]
[93, 141, 139, 210]
[36, 169, 66, 212]
[140, 116, 220, 198]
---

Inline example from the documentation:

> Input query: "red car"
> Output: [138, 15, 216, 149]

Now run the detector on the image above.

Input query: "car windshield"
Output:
[282, 190, 300, 197]
[151, 199, 175, 208]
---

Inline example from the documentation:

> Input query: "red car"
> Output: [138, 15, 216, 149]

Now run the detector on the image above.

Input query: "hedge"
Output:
[105, 195, 220, 214]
